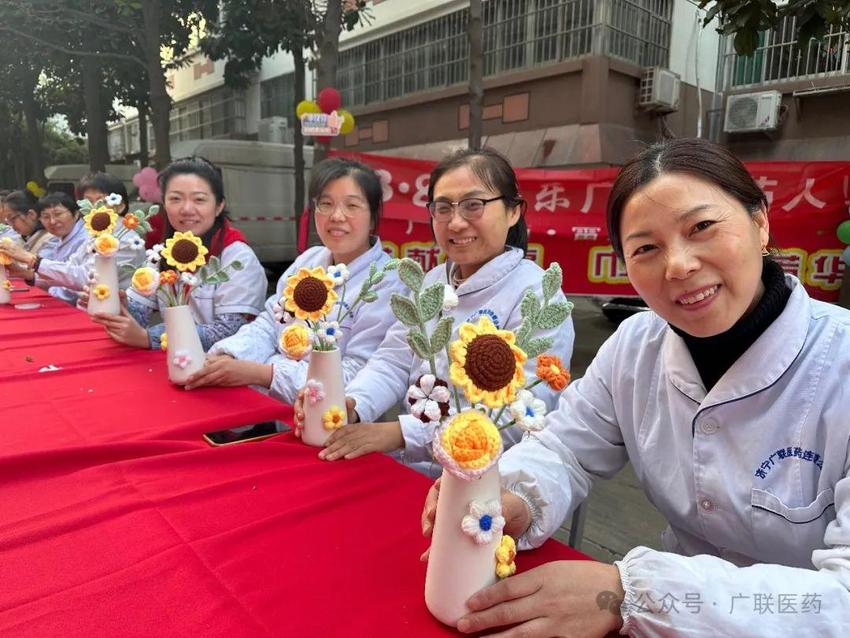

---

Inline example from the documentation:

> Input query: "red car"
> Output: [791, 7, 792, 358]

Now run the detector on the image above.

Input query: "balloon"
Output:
[316, 136, 333, 146]
[133, 167, 161, 203]
[338, 110, 355, 135]
[296, 100, 321, 118]
[26, 181, 46, 198]
[837, 220, 850, 244]
[844, 246, 850, 265]
[316, 87, 342, 114]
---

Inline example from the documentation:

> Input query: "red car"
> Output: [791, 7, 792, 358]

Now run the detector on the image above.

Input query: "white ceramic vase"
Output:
[425, 465, 502, 626]
[162, 304, 205, 385]
[301, 348, 347, 447]
[0, 264, 10, 305]
[86, 255, 121, 315]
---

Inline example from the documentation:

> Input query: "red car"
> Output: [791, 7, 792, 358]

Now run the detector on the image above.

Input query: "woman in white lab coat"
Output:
[92, 157, 267, 350]
[421, 137, 850, 636]
[184, 157, 404, 403]
[298, 148, 575, 478]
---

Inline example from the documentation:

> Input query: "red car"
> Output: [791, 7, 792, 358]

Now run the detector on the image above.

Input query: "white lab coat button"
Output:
[700, 498, 715, 512]
[700, 419, 719, 435]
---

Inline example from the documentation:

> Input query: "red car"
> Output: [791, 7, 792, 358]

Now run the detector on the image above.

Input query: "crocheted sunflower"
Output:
[161, 232, 208, 272]
[282, 266, 338, 322]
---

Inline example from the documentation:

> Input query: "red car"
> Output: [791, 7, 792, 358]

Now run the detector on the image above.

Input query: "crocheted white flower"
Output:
[129, 236, 145, 250]
[406, 374, 451, 424]
[105, 193, 123, 207]
[508, 389, 547, 432]
[146, 244, 163, 265]
[172, 350, 192, 369]
[304, 379, 326, 406]
[180, 272, 199, 287]
[442, 284, 459, 311]
[318, 320, 341, 345]
[87, 270, 98, 283]
[461, 499, 505, 545]
[327, 263, 350, 286]
[87, 241, 98, 255]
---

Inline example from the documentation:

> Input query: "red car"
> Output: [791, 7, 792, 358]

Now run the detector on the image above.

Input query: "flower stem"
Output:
[497, 419, 517, 432]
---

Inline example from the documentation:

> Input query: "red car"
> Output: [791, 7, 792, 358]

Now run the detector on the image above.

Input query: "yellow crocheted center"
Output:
[440, 411, 501, 470]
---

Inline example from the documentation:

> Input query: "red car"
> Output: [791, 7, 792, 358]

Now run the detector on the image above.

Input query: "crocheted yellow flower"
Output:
[282, 266, 338, 322]
[161, 232, 208, 272]
[536, 354, 570, 391]
[322, 405, 346, 431]
[495, 535, 517, 579]
[2, 279, 12, 290]
[279, 323, 312, 360]
[433, 410, 502, 477]
[84, 207, 118, 236]
[131, 267, 160, 297]
[160, 333, 168, 351]
[93, 284, 110, 301]
[94, 234, 120, 257]
[0, 238, 13, 265]
[449, 316, 527, 408]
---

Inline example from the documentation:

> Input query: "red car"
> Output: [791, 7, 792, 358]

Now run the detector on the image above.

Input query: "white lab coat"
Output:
[209, 238, 404, 404]
[347, 247, 576, 478]
[129, 241, 266, 324]
[500, 274, 850, 635]
[37, 223, 144, 305]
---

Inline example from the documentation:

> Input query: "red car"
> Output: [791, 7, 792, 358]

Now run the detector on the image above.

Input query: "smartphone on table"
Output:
[203, 421, 287, 446]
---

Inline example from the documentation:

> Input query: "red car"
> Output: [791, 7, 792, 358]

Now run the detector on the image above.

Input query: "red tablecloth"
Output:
[0, 284, 591, 637]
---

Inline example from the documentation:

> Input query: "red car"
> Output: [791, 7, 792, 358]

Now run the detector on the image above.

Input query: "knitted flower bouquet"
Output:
[276, 259, 399, 446]
[82, 194, 155, 315]
[128, 230, 243, 384]
[389, 257, 572, 626]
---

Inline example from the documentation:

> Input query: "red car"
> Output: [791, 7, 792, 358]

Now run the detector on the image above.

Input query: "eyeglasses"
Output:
[313, 198, 368, 217]
[39, 210, 71, 222]
[427, 196, 505, 222]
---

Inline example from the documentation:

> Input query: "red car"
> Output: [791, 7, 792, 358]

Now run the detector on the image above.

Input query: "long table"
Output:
[0, 285, 591, 636]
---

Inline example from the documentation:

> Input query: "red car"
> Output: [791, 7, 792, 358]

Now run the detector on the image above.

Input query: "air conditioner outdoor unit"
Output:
[724, 91, 782, 133]
[257, 116, 289, 143]
[638, 67, 680, 112]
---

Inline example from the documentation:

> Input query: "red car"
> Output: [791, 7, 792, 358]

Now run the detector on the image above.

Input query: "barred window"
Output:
[261, 73, 297, 125]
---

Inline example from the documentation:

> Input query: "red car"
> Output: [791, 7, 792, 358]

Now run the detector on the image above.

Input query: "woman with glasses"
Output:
[183, 157, 404, 402]
[2, 190, 53, 255]
[0, 191, 142, 305]
[91, 157, 267, 351]
[293, 147, 575, 478]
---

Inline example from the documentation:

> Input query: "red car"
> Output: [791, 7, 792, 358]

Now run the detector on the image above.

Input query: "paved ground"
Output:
[550, 297, 667, 561]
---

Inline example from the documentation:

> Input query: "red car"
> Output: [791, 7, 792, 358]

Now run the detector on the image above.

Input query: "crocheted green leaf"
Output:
[419, 282, 445, 322]
[408, 331, 431, 359]
[524, 336, 553, 358]
[430, 315, 454, 354]
[537, 301, 573, 330]
[519, 288, 541, 321]
[398, 258, 425, 293]
[361, 290, 378, 303]
[390, 293, 420, 327]
[542, 262, 563, 300]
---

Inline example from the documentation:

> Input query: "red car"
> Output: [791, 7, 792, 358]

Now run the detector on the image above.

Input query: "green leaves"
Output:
[537, 301, 573, 330]
[519, 289, 541, 322]
[429, 316, 455, 354]
[514, 262, 572, 352]
[398, 258, 425, 293]
[418, 282, 445, 322]
[407, 331, 431, 360]
[541, 262, 563, 300]
[390, 293, 419, 327]
[524, 336, 553, 359]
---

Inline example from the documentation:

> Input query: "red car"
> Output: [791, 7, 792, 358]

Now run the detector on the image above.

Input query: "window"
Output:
[261, 73, 297, 125]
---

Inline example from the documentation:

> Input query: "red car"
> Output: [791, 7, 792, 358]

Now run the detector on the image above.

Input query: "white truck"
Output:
[45, 139, 315, 269]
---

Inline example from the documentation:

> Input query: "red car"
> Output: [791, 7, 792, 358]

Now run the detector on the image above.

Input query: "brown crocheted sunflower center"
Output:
[464, 334, 515, 391]
[171, 238, 200, 263]
[293, 276, 329, 312]
[91, 212, 112, 231]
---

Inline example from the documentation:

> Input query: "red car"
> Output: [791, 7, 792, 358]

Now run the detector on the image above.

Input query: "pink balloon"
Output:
[316, 88, 342, 114]
[133, 167, 161, 203]
[139, 184, 162, 204]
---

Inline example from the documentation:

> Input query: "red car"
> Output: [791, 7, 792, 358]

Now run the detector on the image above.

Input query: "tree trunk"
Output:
[81, 57, 109, 172]
[142, 0, 171, 168]
[138, 106, 149, 166]
[293, 43, 307, 249]
[468, 0, 483, 151]
[21, 87, 45, 184]
[308, 0, 343, 246]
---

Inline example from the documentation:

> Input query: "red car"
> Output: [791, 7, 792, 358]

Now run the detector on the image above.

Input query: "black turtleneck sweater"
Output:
[670, 258, 791, 392]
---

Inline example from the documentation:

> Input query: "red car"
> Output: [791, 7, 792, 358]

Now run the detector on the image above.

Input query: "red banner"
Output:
[332, 151, 850, 302]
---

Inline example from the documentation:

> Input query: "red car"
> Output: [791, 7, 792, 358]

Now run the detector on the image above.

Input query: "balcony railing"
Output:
[337, 0, 672, 107]
[724, 16, 850, 89]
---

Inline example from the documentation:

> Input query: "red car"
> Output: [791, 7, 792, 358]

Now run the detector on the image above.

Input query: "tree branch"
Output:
[0, 25, 147, 69]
